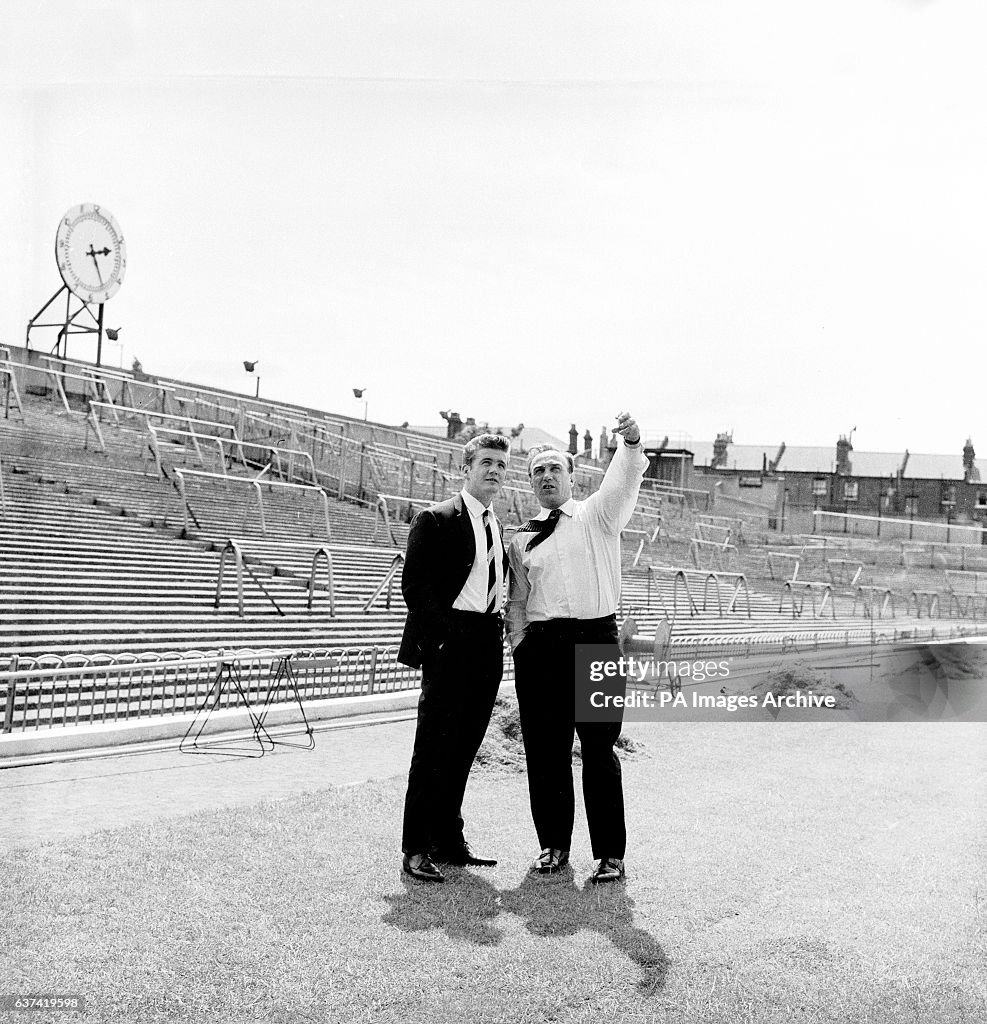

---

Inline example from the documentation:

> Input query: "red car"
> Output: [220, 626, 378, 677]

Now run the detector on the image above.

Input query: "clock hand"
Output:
[86, 244, 108, 285]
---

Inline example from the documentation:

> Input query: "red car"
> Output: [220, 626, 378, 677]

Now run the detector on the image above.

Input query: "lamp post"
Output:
[353, 387, 367, 420]
[243, 360, 260, 398]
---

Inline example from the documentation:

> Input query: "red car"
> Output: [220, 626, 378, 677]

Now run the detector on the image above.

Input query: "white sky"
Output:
[2, 0, 984, 453]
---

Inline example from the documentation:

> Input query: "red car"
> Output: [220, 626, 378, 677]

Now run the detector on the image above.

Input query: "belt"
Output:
[526, 614, 616, 635]
[449, 608, 503, 624]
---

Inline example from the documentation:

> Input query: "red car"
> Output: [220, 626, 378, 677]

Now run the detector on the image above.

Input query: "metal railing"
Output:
[0, 645, 429, 734]
[364, 552, 405, 612]
[307, 547, 336, 615]
[643, 566, 752, 622]
[173, 468, 331, 538]
[213, 539, 285, 618]
[373, 494, 432, 545]
[0, 358, 24, 420]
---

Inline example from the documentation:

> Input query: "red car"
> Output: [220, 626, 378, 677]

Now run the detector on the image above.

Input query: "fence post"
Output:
[3, 655, 17, 732]
[367, 647, 379, 694]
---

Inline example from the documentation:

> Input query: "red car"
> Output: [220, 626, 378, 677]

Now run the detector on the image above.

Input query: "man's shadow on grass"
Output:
[382, 866, 669, 993]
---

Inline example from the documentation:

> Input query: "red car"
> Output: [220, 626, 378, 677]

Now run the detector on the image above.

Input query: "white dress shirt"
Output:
[506, 441, 648, 648]
[452, 489, 505, 613]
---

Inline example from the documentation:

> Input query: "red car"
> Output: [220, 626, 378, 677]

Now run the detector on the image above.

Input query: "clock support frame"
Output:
[25, 284, 107, 366]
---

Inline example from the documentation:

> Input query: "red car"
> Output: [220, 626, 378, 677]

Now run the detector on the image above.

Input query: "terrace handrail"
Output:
[945, 569, 987, 595]
[1, 358, 104, 414]
[146, 423, 231, 478]
[826, 558, 864, 587]
[89, 399, 242, 445]
[266, 446, 318, 485]
[767, 550, 801, 581]
[814, 508, 986, 545]
[500, 485, 531, 525]
[852, 586, 896, 620]
[645, 566, 698, 621]
[373, 494, 432, 545]
[700, 571, 752, 618]
[779, 580, 836, 620]
[38, 354, 175, 402]
[0, 358, 25, 420]
[213, 538, 285, 618]
[364, 552, 406, 613]
[621, 526, 661, 569]
[907, 590, 941, 619]
[174, 468, 331, 539]
[690, 537, 737, 571]
[307, 547, 336, 615]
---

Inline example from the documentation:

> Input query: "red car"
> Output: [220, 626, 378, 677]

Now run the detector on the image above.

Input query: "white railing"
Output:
[173, 468, 331, 539]
[814, 508, 986, 545]
[373, 494, 431, 545]
[0, 645, 429, 734]
[363, 553, 405, 612]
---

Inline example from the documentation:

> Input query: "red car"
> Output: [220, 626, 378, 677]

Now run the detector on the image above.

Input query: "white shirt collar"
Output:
[460, 489, 494, 519]
[533, 498, 576, 520]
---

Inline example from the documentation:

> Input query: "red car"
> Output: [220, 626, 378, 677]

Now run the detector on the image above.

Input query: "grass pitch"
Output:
[2, 722, 985, 1023]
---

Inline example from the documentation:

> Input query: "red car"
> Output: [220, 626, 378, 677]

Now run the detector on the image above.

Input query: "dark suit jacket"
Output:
[398, 494, 507, 669]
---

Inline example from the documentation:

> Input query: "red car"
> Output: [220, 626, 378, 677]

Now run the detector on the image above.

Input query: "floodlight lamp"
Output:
[243, 360, 258, 372]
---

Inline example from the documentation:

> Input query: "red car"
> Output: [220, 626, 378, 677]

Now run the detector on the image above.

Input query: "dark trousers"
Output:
[513, 616, 626, 859]
[401, 611, 504, 854]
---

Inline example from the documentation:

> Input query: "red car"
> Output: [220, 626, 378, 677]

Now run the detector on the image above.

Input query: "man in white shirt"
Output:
[398, 434, 510, 883]
[506, 411, 647, 883]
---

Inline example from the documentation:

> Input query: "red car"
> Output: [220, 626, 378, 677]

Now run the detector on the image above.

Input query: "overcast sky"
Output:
[2, 0, 984, 453]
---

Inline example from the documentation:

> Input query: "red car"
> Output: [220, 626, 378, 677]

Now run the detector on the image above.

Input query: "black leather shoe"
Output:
[402, 852, 445, 882]
[530, 848, 570, 874]
[591, 857, 625, 884]
[431, 842, 497, 867]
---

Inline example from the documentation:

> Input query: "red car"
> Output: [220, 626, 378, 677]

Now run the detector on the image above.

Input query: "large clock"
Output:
[55, 203, 127, 304]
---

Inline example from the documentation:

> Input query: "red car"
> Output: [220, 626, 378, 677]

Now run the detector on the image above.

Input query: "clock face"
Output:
[55, 203, 127, 303]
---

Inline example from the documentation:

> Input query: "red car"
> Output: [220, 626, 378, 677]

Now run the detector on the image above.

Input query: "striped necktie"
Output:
[482, 509, 498, 613]
[519, 508, 563, 551]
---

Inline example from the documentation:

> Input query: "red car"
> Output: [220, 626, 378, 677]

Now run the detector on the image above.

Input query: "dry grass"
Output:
[474, 692, 647, 772]
[1, 723, 985, 1023]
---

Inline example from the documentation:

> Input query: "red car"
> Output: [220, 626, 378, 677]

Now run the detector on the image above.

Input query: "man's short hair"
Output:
[526, 445, 574, 476]
[462, 433, 511, 466]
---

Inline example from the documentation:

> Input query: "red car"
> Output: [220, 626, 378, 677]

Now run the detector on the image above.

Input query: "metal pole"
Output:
[96, 303, 105, 367]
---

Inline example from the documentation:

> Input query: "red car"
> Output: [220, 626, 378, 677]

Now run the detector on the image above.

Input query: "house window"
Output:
[812, 478, 828, 497]
[941, 485, 956, 506]
[977, 491, 987, 508]
[843, 481, 858, 502]
[905, 496, 919, 517]
[881, 488, 895, 512]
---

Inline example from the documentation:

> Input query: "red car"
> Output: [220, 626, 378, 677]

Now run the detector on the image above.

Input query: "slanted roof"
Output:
[902, 453, 987, 481]
[688, 442, 780, 472]
[770, 446, 837, 474]
[686, 441, 985, 481]
[843, 451, 901, 477]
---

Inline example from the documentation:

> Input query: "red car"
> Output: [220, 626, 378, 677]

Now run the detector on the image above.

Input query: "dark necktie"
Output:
[519, 508, 563, 551]
[482, 509, 498, 613]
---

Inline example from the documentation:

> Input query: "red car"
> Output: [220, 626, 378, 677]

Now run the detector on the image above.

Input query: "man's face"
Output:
[529, 450, 573, 509]
[463, 446, 509, 505]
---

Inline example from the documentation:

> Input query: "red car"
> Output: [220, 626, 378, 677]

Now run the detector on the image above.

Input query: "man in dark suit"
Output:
[399, 433, 511, 882]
